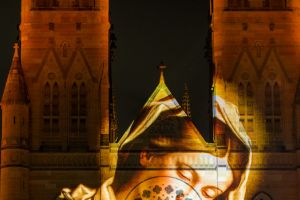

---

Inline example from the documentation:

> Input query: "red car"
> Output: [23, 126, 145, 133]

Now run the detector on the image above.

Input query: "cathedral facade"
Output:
[2, 0, 300, 200]
[1, 0, 112, 199]
[212, 0, 300, 199]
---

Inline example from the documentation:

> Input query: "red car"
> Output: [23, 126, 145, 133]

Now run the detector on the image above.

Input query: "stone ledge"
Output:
[30, 153, 100, 169]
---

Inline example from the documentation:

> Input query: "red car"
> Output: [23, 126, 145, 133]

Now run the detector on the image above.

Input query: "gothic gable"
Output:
[34, 48, 64, 82]
[65, 49, 97, 82]
[229, 48, 259, 81]
[259, 47, 291, 82]
[34, 48, 97, 82]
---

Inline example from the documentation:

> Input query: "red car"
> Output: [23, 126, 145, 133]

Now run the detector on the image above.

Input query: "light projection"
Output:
[58, 66, 252, 200]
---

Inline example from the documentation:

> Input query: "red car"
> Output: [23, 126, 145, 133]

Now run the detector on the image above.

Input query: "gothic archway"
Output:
[252, 191, 273, 200]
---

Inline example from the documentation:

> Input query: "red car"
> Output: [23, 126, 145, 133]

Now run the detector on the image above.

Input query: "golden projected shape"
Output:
[58, 68, 252, 200]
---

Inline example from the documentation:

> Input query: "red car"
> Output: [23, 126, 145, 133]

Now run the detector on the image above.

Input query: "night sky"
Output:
[0, 1, 211, 139]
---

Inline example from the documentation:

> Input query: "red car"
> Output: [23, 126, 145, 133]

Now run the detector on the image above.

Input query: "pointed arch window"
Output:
[43, 82, 60, 136]
[265, 83, 272, 115]
[79, 83, 87, 116]
[238, 82, 254, 116]
[252, 192, 273, 200]
[52, 83, 59, 116]
[71, 83, 78, 116]
[238, 81, 255, 145]
[69, 82, 87, 147]
[264, 81, 282, 143]
[273, 83, 281, 116]
[247, 83, 254, 115]
[238, 83, 245, 115]
[44, 83, 51, 116]
[79, 83, 87, 133]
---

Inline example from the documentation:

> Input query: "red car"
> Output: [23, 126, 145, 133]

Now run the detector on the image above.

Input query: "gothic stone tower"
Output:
[212, 0, 300, 199]
[1, 0, 110, 199]
[1, 44, 30, 200]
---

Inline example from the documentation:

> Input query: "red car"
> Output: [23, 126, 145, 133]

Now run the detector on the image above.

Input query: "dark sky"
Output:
[0, 1, 211, 139]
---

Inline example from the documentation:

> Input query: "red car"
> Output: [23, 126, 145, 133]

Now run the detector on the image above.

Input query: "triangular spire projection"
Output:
[1, 43, 29, 105]
[119, 63, 208, 150]
[144, 62, 181, 108]
[181, 83, 191, 117]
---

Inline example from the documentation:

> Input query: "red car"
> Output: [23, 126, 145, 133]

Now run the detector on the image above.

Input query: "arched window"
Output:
[69, 82, 88, 150]
[43, 82, 51, 116]
[71, 83, 79, 136]
[265, 83, 272, 116]
[52, 83, 59, 116]
[42, 82, 60, 138]
[252, 192, 273, 200]
[238, 83, 245, 115]
[238, 81, 255, 146]
[79, 83, 87, 133]
[71, 83, 78, 116]
[264, 81, 282, 145]
[238, 82, 254, 117]
[52, 83, 59, 134]
[79, 83, 87, 116]
[43, 83, 51, 134]
[247, 83, 254, 115]
[273, 82, 281, 116]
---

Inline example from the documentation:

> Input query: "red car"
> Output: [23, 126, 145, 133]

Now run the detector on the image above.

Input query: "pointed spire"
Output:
[13, 43, 19, 59]
[1, 43, 29, 105]
[144, 62, 178, 107]
[11, 43, 21, 72]
[182, 83, 192, 117]
[158, 61, 167, 84]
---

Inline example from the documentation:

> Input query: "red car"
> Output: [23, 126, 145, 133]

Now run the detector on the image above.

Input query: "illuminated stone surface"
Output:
[212, 0, 300, 199]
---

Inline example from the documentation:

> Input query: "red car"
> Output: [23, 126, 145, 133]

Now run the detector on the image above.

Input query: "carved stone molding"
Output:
[30, 153, 100, 169]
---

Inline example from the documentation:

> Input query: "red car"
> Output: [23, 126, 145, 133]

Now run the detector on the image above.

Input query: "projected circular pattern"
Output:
[125, 176, 202, 200]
